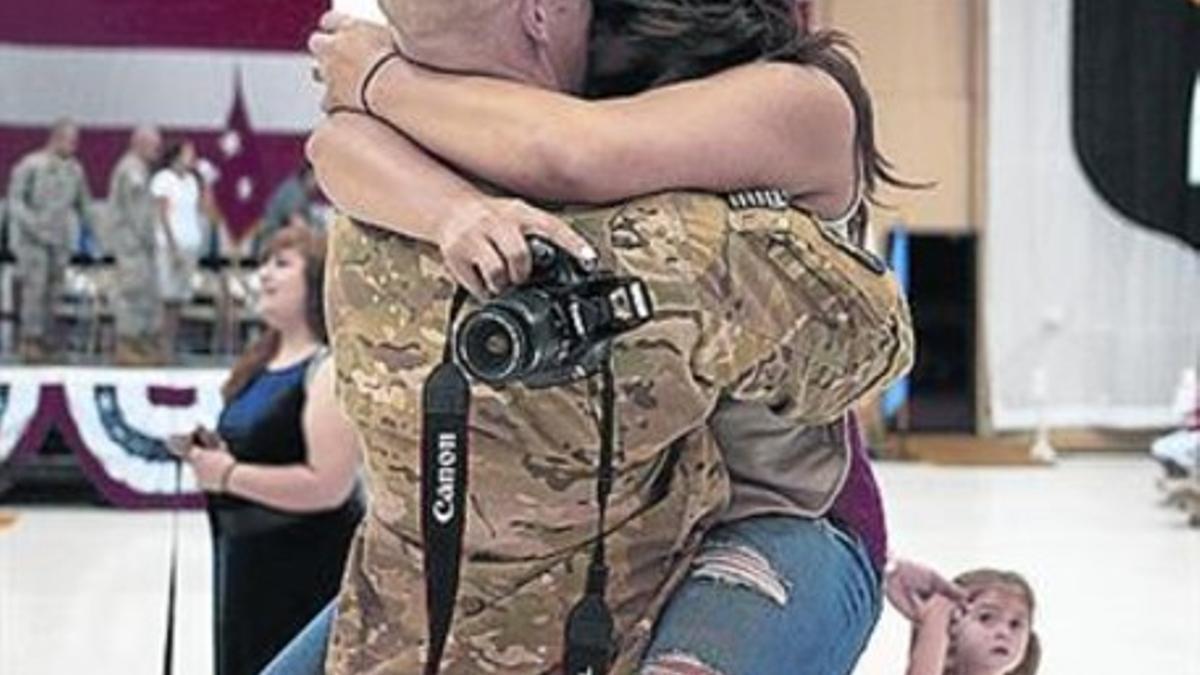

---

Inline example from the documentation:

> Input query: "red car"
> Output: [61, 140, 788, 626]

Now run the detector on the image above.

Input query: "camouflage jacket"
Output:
[324, 191, 912, 674]
[5, 149, 92, 249]
[106, 153, 159, 254]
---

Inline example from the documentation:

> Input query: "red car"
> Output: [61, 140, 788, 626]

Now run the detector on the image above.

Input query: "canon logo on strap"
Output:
[433, 432, 459, 525]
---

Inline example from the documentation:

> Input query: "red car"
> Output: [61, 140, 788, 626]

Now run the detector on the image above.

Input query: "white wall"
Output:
[983, 0, 1200, 430]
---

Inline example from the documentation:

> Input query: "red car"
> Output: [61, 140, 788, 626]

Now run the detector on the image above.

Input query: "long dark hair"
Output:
[589, 0, 920, 222]
[151, 138, 195, 176]
[221, 225, 328, 402]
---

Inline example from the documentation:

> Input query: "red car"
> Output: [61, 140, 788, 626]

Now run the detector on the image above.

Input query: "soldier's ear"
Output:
[792, 0, 813, 35]
[519, 0, 552, 47]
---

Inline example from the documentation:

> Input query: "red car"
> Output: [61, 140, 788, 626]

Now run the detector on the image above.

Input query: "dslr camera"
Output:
[454, 237, 653, 388]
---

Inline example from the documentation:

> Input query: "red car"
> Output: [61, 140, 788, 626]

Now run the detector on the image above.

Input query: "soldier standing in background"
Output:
[107, 126, 163, 365]
[6, 118, 93, 363]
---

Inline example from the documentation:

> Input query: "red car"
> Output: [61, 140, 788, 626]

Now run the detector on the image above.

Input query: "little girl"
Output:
[907, 569, 1041, 675]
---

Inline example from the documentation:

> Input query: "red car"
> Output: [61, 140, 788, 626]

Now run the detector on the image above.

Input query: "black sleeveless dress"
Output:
[207, 359, 364, 675]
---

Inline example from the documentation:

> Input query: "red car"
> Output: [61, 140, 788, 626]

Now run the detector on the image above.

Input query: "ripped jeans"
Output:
[642, 515, 881, 675]
[261, 516, 880, 675]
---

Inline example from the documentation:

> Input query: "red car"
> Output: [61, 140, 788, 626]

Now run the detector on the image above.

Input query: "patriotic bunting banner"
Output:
[0, 367, 227, 507]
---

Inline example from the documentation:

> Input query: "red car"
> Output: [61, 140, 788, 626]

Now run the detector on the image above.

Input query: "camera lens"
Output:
[457, 308, 529, 384]
[483, 332, 512, 358]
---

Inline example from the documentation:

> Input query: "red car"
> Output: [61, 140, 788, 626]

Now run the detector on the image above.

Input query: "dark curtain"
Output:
[1072, 0, 1200, 249]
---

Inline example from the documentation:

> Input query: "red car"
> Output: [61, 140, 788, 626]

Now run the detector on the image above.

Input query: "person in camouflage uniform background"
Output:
[307, 1, 914, 672]
[6, 119, 93, 363]
[106, 126, 164, 365]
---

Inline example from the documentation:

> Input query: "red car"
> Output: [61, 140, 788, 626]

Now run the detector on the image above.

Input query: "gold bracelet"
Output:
[218, 461, 238, 494]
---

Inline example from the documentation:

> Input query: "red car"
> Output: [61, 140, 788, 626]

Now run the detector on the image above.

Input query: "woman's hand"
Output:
[885, 557, 967, 623]
[438, 197, 598, 299]
[307, 11, 397, 112]
[184, 443, 237, 493]
[915, 593, 962, 627]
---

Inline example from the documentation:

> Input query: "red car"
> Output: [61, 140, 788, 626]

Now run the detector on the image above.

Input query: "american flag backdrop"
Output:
[0, 0, 327, 241]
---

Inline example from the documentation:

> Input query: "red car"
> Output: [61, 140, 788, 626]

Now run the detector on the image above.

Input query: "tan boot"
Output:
[19, 337, 51, 364]
[115, 337, 165, 367]
[138, 337, 169, 366]
[114, 338, 141, 366]
[141, 336, 171, 366]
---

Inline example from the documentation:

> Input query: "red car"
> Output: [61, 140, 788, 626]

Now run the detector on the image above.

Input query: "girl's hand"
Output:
[437, 197, 598, 300]
[916, 593, 961, 627]
[307, 11, 396, 112]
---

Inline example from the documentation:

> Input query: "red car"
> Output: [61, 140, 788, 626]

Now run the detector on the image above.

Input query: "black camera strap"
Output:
[421, 288, 472, 675]
[421, 288, 618, 675]
[563, 355, 617, 674]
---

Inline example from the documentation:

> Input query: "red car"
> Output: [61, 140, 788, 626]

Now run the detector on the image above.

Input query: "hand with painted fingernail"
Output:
[437, 196, 596, 300]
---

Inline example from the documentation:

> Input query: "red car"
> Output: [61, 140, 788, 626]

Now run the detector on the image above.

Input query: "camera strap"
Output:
[421, 288, 618, 674]
[563, 354, 617, 674]
[421, 287, 472, 675]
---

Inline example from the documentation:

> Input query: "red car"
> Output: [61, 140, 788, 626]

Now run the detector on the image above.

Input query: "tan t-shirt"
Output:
[712, 399, 850, 523]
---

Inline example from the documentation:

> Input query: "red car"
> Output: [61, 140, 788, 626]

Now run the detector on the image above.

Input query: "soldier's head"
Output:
[130, 126, 162, 163]
[47, 118, 79, 158]
[380, 0, 592, 92]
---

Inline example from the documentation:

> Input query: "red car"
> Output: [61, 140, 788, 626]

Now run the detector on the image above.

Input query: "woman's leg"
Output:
[259, 601, 337, 675]
[641, 516, 881, 675]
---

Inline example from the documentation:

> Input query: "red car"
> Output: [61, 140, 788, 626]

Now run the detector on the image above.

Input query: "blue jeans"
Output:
[642, 516, 881, 674]
[260, 516, 880, 675]
[259, 601, 336, 675]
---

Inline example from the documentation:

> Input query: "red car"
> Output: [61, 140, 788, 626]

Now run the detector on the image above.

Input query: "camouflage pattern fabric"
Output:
[323, 191, 912, 674]
[106, 153, 161, 339]
[6, 149, 92, 343]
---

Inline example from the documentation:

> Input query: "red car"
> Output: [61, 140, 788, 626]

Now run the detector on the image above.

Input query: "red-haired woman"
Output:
[178, 225, 363, 675]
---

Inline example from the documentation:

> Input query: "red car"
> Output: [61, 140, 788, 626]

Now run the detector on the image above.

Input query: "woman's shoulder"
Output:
[303, 347, 333, 390]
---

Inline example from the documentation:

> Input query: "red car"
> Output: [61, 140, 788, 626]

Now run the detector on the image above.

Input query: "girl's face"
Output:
[257, 247, 309, 331]
[954, 588, 1032, 674]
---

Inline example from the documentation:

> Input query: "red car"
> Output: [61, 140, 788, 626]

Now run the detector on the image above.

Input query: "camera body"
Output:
[453, 237, 653, 388]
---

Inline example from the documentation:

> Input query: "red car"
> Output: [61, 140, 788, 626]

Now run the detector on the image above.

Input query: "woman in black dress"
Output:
[177, 224, 363, 675]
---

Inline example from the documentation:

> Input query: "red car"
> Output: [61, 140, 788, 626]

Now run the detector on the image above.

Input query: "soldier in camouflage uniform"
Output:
[307, 2, 913, 672]
[107, 126, 164, 365]
[323, 195, 910, 673]
[6, 119, 93, 362]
